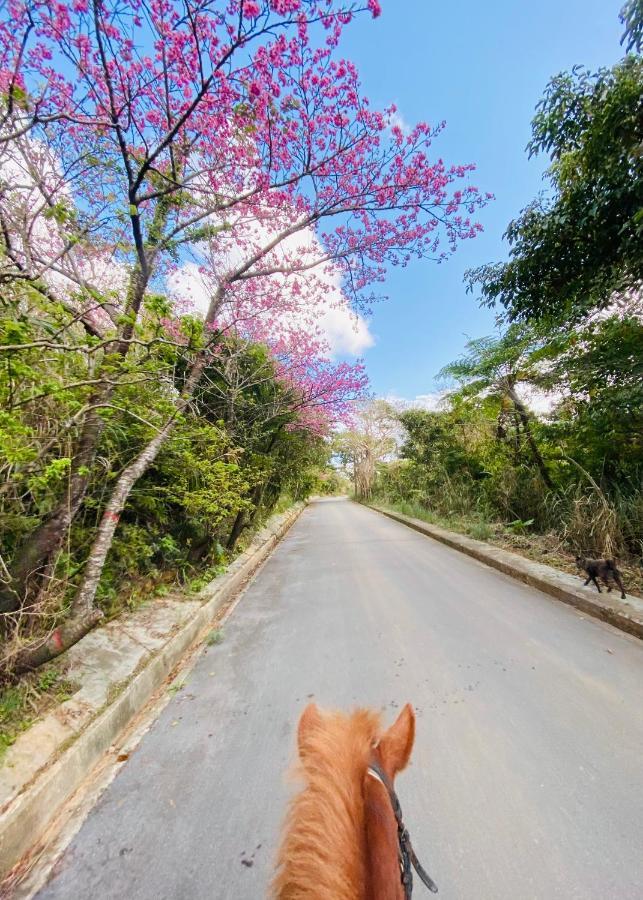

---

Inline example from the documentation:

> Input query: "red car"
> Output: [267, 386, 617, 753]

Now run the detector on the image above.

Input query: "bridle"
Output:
[367, 761, 438, 897]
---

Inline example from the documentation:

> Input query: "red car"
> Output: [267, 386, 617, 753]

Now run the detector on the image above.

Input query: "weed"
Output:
[206, 628, 224, 647]
[0, 667, 78, 760]
[506, 518, 535, 533]
[468, 522, 494, 541]
[187, 563, 228, 593]
[369, 497, 642, 596]
[104, 678, 130, 707]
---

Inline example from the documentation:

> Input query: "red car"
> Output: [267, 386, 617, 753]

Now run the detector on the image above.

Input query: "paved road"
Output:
[37, 499, 643, 899]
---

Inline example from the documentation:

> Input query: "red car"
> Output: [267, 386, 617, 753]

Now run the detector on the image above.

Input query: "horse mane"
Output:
[271, 708, 382, 900]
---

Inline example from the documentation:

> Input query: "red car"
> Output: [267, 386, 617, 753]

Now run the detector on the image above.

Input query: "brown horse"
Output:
[272, 702, 437, 899]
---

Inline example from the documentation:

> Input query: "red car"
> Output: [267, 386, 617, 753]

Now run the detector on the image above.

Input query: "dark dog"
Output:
[575, 556, 627, 599]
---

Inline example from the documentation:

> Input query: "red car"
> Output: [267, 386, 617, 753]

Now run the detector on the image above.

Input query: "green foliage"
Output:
[468, 522, 494, 541]
[0, 667, 77, 759]
[468, 52, 643, 323]
[543, 316, 643, 482]
[27, 458, 72, 515]
[373, 310, 642, 564]
[151, 421, 250, 531]
[335, 82, 642, 556]
[399, 408, 486, 481]
[506, 518, 535, 533]
[313, 467, 350, 495]
[1, 283, 330, 649]
[187, 564, 228, 593]
[620, 0, 643, 53]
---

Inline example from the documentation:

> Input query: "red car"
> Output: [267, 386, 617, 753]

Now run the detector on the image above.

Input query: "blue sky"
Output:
[338, 0, 625, 400]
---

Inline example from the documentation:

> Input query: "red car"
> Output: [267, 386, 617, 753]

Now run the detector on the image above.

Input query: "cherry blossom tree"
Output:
[0, 0, 489, 663]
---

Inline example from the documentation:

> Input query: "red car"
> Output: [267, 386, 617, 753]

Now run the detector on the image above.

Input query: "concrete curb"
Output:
[0, 502, 306, 879]
[369, 505, 643, 640]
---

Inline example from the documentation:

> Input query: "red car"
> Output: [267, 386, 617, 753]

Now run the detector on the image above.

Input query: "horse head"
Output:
[273, 703, 436, 899]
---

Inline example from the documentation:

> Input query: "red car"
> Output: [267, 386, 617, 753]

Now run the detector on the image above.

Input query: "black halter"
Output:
[367, 762, 438, 897]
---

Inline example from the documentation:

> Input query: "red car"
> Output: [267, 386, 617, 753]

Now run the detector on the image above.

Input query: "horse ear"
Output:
[297, 703, 322, 759]
[378, 703, 415, 777]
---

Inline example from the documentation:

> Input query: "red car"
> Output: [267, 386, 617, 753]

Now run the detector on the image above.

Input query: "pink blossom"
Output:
[0, 0, 489, 436]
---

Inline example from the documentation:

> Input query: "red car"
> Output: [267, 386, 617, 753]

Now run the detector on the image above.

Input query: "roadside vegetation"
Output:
[0, 665, 78, 760]
[342, 6, 643, 596]
[0, 293, 345, 675]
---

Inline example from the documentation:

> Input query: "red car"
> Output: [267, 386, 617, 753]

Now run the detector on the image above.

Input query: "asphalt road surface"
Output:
[37, 498, 643, 900]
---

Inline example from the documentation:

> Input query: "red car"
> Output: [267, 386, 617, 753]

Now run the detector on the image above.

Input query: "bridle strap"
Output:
[367, 762, 438, 896]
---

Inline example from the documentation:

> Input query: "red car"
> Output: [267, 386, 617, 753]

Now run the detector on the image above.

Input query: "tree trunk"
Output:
[0, 260, 160, 616]
[226, 476, 270, 551]
[227, 479, 272, 553]
[6, 609, 103, 675]
[507, 387, 554, 490]
[248, 483, 270, 527]
[0, 400, 108, 615]
[226, 508, 249, 552]
[0, 185, 177, 617]
[71, 348, 211, 617]
[5, 285, 223, 667]
[72, 416, 179, 616]
[2, 397, 187, 670]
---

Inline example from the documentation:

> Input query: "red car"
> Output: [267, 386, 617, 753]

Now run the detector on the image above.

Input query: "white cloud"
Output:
[166, 255, 374, 359]
[163, 188, 381, 358]
[384, 391, 447, 412]
[316, 302, 374, 355]
[384, 387, 559, 419]
[589, 287, 643, 323]
[388, 109, 411, 136]
[0, 137, 129, 333]
[412, 392, 447, 411]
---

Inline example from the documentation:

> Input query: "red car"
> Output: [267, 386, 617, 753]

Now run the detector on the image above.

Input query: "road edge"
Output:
[0, 502, 307, 883]
[367, 504, 643, 640]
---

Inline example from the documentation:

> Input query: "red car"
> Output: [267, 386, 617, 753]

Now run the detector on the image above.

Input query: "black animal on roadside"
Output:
[575, 556, 627, 599]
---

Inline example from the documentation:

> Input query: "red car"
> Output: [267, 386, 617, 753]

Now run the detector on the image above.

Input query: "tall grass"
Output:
[543, 483, 642, 559]
[375, 467, 642, 562]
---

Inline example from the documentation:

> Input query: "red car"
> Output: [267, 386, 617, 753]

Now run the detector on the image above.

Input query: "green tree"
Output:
[398, 408, 483, 479]
[542, 314, 643, 483]
[468, 52, 643, 323]
[0, 299, 333, 673]
[334, 400, 398, 501]
[440, 325, 554, 489]
[620, 0, 643, 53]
